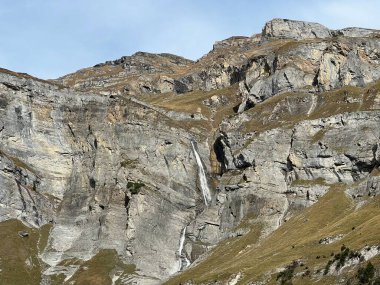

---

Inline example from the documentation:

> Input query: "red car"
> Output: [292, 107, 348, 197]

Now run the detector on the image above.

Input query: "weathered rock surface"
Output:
[0, 71, 208, 283]
[262, 18, 332, 40]
[238, 35, 380, 110]
[262, 18, 379, 40]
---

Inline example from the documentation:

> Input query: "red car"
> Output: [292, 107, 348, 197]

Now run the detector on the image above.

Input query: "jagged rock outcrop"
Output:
[1, 18, 380, 285]
[94, 52, 193, 72]
[238, 33, 380, 110]
[216, 110, 380, 226]
[55, 19, 380, 115]
[55, 52, 194, 95]
[53, 33, 260, 96]
[262, 18, 379, 40]
[334, 27, 379, 38]
[262, 18, 332, 40]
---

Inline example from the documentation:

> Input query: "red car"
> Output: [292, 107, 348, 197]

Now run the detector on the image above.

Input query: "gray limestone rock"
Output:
[262, 18, 332, 40]
[333, 27, 379, 38]
[237, 37, 380, 110]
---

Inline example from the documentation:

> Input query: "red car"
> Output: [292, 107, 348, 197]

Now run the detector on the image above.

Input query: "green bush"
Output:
[277, 261, 298, 285]
[358, 262, 375, 284]
[371, 277, 380, 285]
[127, 181, 145, 195]
[324, 246, 362, 274]
[120, 159, 137, 168]
[336, 247, 350, 269]
[324, 260, 333, 275]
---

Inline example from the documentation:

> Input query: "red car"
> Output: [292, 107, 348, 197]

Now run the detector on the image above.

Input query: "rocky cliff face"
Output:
[1, 19, 380, 285]
[0, 70, 206, 283]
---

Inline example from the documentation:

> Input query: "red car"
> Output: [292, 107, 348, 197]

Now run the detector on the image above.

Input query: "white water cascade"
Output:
[178, 226, 191, 271]
[190, 140, 212, 206]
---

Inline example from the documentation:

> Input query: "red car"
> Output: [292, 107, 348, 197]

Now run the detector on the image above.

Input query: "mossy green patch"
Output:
[127, 181, 145, 195]
[291, 177, 328, 187]
[120, 158, 138, 168]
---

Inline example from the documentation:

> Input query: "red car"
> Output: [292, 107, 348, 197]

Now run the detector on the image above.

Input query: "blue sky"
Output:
[1, 0, 379, 79]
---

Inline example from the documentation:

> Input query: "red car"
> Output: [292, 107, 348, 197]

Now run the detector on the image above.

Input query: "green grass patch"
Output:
[120, 159, 138, 168]
[67, 249, 136, 285]
[290, 177, 328, 187]
[127, 181, 145, 195]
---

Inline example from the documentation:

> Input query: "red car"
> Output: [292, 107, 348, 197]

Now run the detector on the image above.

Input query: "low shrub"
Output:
[127, 181, 145, 195]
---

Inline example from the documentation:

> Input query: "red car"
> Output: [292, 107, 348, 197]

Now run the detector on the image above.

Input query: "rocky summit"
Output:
[1, 18, 380, 285]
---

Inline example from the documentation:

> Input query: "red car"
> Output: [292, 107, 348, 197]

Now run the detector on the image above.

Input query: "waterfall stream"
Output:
[178, 226, 191, 271]
[175, 140, 212, 272]
[190, 140, 212, 206]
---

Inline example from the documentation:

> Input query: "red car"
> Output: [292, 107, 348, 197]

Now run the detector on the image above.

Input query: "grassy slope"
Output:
[166, 182, 380, 284]
[0, 220, 136, 285]
[66, 250, 136, 285]
[0, 220, 135, 285]
[0, 68, 64, 87]
[0, 220, 51, 285]
[141, 84, 240, 130]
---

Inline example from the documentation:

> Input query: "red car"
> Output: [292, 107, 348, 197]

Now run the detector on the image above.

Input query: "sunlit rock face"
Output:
[262, 18, 332, 40]
[0, 18, 380, 284]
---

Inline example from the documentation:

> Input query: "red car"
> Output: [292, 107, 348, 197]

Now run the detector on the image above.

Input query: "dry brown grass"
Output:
[241, 81, 380, 135]
[142, 84, 240, 133]
[0, 68, 65, 89]
[0, 220, 51, 285]
[0, 149, 39, 176]
[67, 249, 136, 285]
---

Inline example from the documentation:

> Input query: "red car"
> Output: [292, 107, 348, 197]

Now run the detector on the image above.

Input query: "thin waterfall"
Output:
[178, 226, 191, 271]
[190, 140, 212, 206]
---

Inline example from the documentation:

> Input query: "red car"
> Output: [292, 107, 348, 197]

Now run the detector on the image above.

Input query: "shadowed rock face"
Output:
[1, 19, 380, 284]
